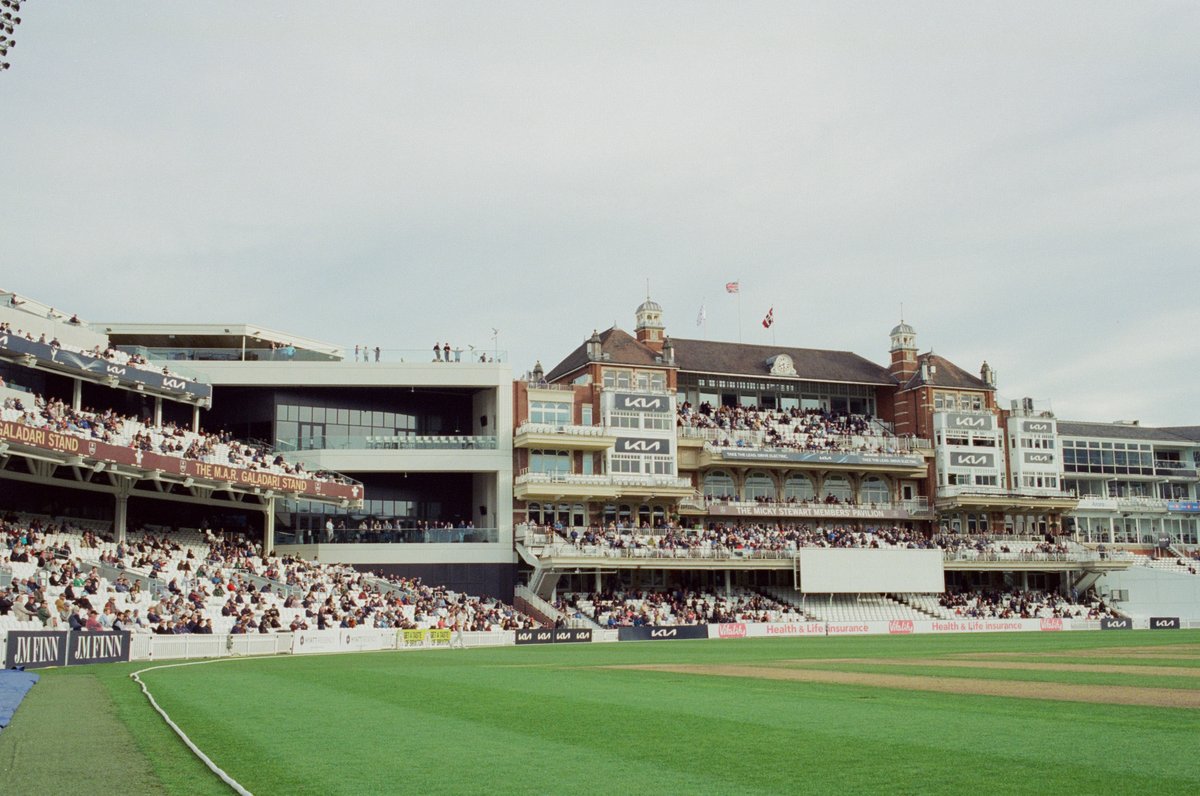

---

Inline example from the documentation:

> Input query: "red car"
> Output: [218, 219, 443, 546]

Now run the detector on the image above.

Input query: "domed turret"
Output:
[635, 296, 666, 349]
[889, 319, 918, 380]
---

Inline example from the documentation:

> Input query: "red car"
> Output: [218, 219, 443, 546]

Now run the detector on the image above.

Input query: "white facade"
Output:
[933, 410, 1007, 495]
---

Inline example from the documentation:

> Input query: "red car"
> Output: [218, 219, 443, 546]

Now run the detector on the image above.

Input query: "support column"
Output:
[192, 405, 201, 433]
[113, 477, 133, 544]
[594, 568, 602, 592]
[72, 380, 82, 411]
[154, 397, 163, 426]
[724, 569, 731, 599]
[263, 497, 276, 557]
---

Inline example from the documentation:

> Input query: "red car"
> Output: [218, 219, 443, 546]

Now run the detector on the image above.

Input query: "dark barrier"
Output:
[4, 630, 132, 669]
[67, 631, 131, 665]
[617, 625, 709, 642]
[515, 628, 593, 645]
[5, 631, 67, 669]
[1149, 617, 1181, 630]
[1101, 618, 1133, 630]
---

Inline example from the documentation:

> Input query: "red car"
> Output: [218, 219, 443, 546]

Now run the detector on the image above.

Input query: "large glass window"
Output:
[530, 401, 571, 426]
[703, 471, 736, 499]
[784, 474, 816, 502]
[860, 476, 890, 504]
[530, 449, 570, 474]
[823, 475, 853, 502]
[744, 471, 776, 501]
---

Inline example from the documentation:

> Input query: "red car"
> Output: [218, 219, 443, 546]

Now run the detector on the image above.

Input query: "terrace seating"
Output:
[1, 518, 541, 637]
[562, 588, 807, 627]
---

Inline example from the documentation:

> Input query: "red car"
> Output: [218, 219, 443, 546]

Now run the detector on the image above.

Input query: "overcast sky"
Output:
[2, 3, 1197, 425]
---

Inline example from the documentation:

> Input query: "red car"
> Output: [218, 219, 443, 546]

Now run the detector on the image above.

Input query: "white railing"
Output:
[515, 422, 610, 437]
[516, 471, 692, 489]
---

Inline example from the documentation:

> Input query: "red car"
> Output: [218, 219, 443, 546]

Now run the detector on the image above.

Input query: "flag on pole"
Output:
[762, 307, 774, 328]
[696, 304, 707, 326]
[725, 281, 740, 294]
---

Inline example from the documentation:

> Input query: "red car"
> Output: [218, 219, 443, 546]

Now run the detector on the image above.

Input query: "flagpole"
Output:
[737, 279, 743, 343]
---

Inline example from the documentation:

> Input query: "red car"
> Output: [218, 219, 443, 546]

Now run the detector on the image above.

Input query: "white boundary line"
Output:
[130, 658, 256, 796]
[126, 645, 470, 795]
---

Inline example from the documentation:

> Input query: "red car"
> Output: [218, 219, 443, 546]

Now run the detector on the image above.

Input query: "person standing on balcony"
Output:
[433, 342, 442, 362]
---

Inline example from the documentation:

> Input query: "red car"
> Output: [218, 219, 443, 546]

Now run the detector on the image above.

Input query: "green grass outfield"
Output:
[3, 630, 1199, 795]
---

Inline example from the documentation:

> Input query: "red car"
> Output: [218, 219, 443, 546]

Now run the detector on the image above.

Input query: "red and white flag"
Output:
[725, 281, 740, 294]
[762, 307, 774, 328]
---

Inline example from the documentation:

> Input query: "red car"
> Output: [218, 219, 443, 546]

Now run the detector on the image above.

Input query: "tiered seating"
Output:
[1, 518, 541, 636]
[563, 588, 807, 627]
[678, 402, 905, 455]
[0, 316, 196, 384]
[764, 587, 928, 621]
[1, 390, 353, 485]
[936, 589, 1116, 620]
[1140, 557, 1200, 576]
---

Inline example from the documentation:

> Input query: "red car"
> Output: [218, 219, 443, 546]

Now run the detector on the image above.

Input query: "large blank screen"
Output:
[797, 549, 944, 593]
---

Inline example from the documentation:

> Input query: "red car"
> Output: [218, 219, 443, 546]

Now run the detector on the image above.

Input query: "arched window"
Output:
[703, 471, 735, 500]
[860, 476, 889, 505]
[744, 471, 776, 501]
[784, 474, 816, 502]
[823, 474, 853, 502]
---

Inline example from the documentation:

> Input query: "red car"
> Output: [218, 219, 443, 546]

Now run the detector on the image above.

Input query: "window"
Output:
[530, 449, 570, 474]
[581, 405, 593, 426]
[531, 401, 571, 426]
[744, 472, 776, 501]
[703, 471, 735, 499]
[784, 474, 815, 501]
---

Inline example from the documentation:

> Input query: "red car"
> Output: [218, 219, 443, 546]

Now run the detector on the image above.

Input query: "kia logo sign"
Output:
[613, 393, 670, 413]
[163, 378, 187, 390]
[618, 439, 665, 453]
[943, 412, 995, 431]
[1023, 421, 1052, 433]
[888, 620, 914, 635]
[650, 628, 678, 638]
[1024, 452, 1053, 464]
[950, 452, 995, 468]
[1101, 618, 1132, 630]
[1150, 617, 1180, 629]
[106, 364, 127, 375]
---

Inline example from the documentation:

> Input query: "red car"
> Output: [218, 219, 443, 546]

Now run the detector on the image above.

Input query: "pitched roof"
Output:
[1058, 421, 1199, 444]
[668, 338, 896, 385]
[544, 327, 669, 382]
[901, 353, 992, 392]
[1161, 426, 1200, 442]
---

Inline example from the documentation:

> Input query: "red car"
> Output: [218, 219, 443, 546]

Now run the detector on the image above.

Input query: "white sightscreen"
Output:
[797, 549, 945, 593]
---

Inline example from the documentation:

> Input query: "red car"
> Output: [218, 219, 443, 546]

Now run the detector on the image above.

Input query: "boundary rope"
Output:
[129, 659, 253, 796]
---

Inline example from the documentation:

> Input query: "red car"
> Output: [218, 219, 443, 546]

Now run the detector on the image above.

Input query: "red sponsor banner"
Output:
[0, 420, 360, 501]
[888, 620, 915, 635]
[715, 623, 748, 639]
[1039, 618, 1064, 632]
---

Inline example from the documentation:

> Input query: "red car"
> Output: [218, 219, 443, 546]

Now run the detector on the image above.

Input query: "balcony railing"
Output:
[680, 497, 931, 514]
[937, 486, 1077, 500]
[515, 471, 692, 489]
[125, 345, 508, 364]
[515, 422, 610, 437]
[678, 426, 931, 453]
[277, 435, 498, 452]
[277, 526, 499, 544]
